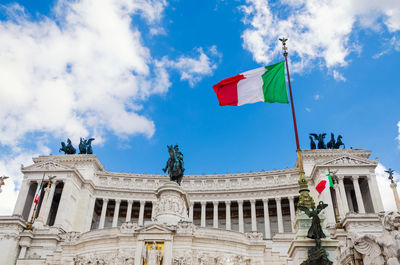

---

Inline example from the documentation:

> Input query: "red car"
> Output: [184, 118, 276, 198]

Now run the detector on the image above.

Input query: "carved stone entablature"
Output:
[94, 169, 300, 193]
[301, 149, 371, 161]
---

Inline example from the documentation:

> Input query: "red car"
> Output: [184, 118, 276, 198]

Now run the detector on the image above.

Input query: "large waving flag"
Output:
[316, 173, 334, 194]
[212, 61, 288, 106]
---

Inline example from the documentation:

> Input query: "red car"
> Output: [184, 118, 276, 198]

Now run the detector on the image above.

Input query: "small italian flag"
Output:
[212, 61, 289, 106]
[33, 183, 43, 205]
[316, 173, 334, 194]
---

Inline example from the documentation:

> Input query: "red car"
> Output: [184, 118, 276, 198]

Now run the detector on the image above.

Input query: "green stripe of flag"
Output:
[262, 61, 289, 103]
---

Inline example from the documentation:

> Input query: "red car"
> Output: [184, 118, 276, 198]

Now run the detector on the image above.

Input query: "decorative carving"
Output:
[120, 222, 140, 233]
[176, 221, 196, 235]
[245, 231, 263, 240]
[74, 253, 134, 265]
[62, 231, 81, 244]
[352, 211, 400, 265]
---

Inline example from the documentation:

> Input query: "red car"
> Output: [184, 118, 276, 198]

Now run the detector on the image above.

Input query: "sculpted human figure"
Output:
[163, 144, 185, 185]
[143, 241, 163, 265]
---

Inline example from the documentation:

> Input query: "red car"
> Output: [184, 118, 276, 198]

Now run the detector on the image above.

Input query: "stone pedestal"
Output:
[288, 213, 338, 264]
[153, 181, 190, 226]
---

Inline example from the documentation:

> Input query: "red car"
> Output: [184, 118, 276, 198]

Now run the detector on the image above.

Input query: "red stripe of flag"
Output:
[212, 74, 245, 106]
[315, 180, 327, 194]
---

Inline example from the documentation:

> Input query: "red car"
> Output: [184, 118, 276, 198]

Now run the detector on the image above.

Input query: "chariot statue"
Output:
[163, 144, 185, 185]
[59, 138, 76, 154]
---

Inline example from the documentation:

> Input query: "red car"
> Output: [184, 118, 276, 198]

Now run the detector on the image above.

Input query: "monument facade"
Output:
[0, 148, 396, 264]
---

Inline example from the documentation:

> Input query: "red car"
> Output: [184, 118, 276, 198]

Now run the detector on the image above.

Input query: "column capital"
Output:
[337, 175, 345, 181]
[103, 198, 109, 203]
[275, 197, 281, 202]
[250, 199, 256, 204]
[288, 196, 294, 201]
[352, 175, 360, 181]
[127, 199, 133, 204]
[225, 200, 231, 206]
[140, 200, 146, 205]
[115, 199, 121, 204]
[189, 201, 194, 206]
[262, 198, 269, 204]
[200, 201, 207, 206]
[213, 201, 219, 206]
[237, 200, 243, 205]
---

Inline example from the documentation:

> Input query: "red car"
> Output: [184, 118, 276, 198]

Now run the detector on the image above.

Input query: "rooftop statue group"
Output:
[163, 144, 185, 185]
[59, 138, 95, 155]
[309, 133, 345, 150]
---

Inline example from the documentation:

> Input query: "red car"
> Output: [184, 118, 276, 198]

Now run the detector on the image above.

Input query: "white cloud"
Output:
[313, 94, 320, 100]
[333, 70, 346, 82]
[0, 0, 220, 215]
[0, 0, 219, 148]
[376, 163, 400, 211]
[157, 46, 220, 87]
[240, 0, 400, 73]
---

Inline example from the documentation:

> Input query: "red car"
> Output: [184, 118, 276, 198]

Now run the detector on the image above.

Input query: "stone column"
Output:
[263, 199, 271, 239]
[391, 182, 400, 212]
[86, 196, 96, 231]
[288, 196, 295, 232]
[151, 200, 156, 221]
[321, 178, 336, 225]
[37, 181, 57, 224]
[225, 201, 231, 230]
[238, 200, 244, 233]
[28, 181, 40, 221]
[189, 202, 194, 222]
[126, 200, 133, 222]
[13, 179, 31, 216]
[138, 200, 145, 226]
[334, 184, 345, 219]
[370, 174, 384, 212]
[112, 199, 121, 227]
[276, 197, 284, 233]
[213, 201, 219, 228]
[99, 198, 108, 229]
[54, 179, 74, 229]
[250, 199, 257, 231]
[200, 201, 206, 227]
[346, 189, 355, 212]
[352, 176, 365, 214]
[338, 176, 350, 214]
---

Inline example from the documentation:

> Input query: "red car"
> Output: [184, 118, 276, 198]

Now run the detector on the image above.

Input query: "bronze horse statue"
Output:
[163, 145, 185, 185]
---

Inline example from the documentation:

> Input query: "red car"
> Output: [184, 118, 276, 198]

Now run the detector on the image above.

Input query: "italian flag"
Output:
[212, 61, 289, 106]
[316, 173, 334, 194]
[33, 183, 43, 205]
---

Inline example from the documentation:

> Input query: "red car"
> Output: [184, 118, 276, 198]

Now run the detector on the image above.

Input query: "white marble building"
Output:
[0, 149, 392, 265]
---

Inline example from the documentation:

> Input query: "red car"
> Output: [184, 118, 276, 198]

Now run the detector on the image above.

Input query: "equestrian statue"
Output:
[163, 144, 185, 185]
[59, 139, 76, 154]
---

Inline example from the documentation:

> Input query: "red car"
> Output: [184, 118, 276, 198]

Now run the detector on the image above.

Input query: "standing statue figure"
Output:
[333, 135, 345, 149]
[309, 136, 316, 150]
[59, 139, 76, 154]
[0, 176, 9, 193]
[298, 201, 332, 265]
[79, 138, 95, 154]
[163, 144, 185, 185]
[310, 133, 327, 149]
[326, 133, 335, 149]
[143, 241, 163, 265]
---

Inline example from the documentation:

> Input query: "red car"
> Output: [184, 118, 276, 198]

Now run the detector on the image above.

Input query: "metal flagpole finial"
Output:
[279, 37, 288, 56]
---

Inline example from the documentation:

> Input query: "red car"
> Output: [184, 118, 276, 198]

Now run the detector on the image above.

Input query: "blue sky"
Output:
[0, 0, 399, 213]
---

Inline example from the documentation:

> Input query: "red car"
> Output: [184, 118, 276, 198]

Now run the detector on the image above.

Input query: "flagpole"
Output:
[279, 38, 315, 208]
[27, 173, 45, 230]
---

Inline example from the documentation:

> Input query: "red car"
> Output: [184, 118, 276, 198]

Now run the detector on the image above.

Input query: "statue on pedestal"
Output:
[163, 144, 185, 185]
[143, 241, 163, 265]
[298, 201, 333, 265]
